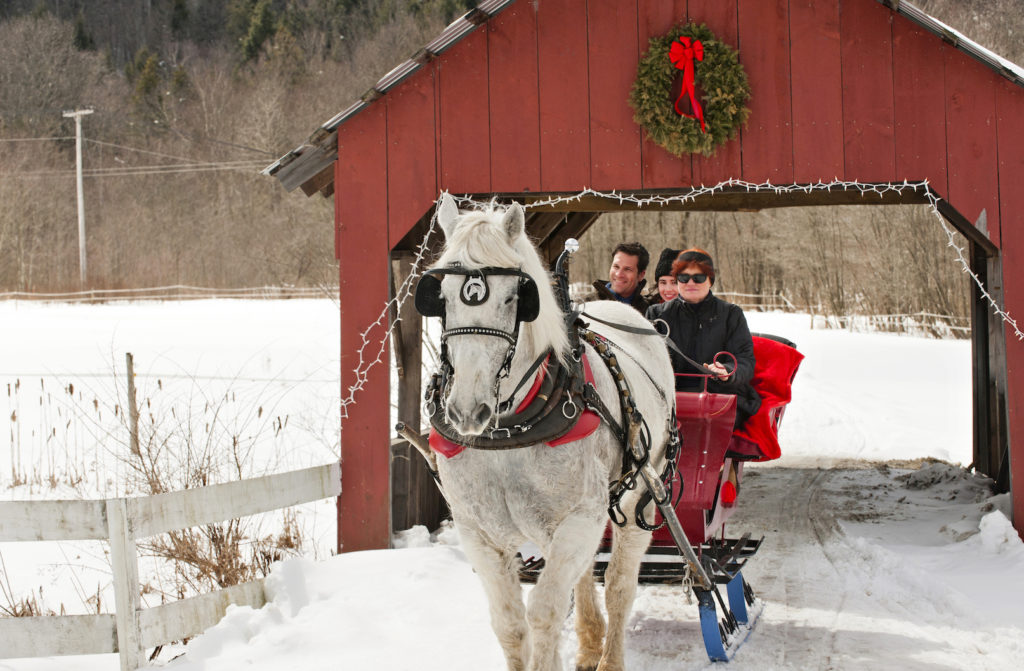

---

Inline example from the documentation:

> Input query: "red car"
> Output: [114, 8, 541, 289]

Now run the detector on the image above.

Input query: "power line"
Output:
[84, 165, 265, 177]
[83, 160, 265, 173]
[0, 161, 267, 179]
[85, 138, 212, 165]
[0, 136, 75, 142]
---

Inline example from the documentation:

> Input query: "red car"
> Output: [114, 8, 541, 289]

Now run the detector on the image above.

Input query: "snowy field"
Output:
[2, 300, 1022, 670]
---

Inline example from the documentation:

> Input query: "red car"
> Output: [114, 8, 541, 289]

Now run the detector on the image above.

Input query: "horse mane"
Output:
[435, 204, 571, 364]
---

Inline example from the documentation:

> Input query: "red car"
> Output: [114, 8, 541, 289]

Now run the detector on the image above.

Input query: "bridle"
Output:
[415, 264, 543, 423]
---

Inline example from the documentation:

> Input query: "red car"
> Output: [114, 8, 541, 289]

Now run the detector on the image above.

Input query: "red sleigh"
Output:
[650, 333, 804, 547]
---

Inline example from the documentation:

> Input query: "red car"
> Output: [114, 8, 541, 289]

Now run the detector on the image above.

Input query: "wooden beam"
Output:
[387, 252, 432, 536]
[298, 164, 335, 197]
[525, 212, 565, 243]
[934, 198, 999, 255]
[983, 248, 1011, 491]
[390, 435, 449, 533]
[971, 241, 993, 476]
[542, 212, 601, 266]
[388, 257, 406, 379]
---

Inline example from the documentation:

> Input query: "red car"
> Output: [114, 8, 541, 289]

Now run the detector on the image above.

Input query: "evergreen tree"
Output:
[170, 0, 189, 40]
[72, 13, 95, 50]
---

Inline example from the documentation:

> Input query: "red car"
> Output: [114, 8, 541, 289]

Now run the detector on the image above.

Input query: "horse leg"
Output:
[459, 526, 530, 671]
[528, 513, 605, 671]
[596, 524, 650, 671]
[573, 570, 605, 671]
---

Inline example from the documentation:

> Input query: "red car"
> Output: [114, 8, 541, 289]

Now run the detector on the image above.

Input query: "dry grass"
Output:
[2, 355, 324, 616]
[117, 366, 312, 599]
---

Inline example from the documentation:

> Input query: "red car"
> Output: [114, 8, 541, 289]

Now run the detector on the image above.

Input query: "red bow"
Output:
[669, 36, 706, 133]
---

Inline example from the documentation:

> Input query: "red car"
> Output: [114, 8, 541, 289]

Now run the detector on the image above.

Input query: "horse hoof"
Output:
[576, 666, 598, 671]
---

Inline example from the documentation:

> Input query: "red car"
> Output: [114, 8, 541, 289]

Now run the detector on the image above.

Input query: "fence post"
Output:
[126, 353, 140, 456]
[107, 497, 144, 671]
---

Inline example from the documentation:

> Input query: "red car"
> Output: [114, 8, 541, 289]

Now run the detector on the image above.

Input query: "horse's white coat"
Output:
[429, 194, 675, 671]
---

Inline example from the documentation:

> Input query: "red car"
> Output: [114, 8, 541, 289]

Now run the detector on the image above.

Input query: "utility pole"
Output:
[63, 108, 94, 287]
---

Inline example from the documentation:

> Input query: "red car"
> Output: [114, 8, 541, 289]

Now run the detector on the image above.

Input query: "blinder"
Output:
[414, 266, 540, 323]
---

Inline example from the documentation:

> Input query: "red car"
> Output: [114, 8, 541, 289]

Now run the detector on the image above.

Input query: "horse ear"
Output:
[502, 202, 525, 241]
[436, 192, 460, 239]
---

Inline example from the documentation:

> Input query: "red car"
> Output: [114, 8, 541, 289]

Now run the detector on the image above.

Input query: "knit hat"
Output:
[653, 248, 682, 280]
[671, 248, 716, 285]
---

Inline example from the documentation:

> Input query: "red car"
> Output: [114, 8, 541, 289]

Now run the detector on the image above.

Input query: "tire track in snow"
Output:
[729, 467, 849, 667]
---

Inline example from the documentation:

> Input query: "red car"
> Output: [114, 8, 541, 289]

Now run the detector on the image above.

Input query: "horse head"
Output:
[417, 193, 569, 436]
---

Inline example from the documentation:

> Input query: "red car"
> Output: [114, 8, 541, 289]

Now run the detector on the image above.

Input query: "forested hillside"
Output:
[0, 1, 466, 291]
[0, 0, 1017, 326]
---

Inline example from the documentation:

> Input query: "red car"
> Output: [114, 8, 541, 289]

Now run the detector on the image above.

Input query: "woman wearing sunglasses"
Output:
[645, 248, 761, 429]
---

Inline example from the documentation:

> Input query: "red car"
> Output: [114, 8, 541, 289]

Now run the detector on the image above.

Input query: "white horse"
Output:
[423, 193, 675, 671]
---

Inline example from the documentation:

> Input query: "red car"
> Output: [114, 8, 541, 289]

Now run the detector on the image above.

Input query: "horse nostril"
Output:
[472, 403, 492, 428]
[447, 405, 464, 426]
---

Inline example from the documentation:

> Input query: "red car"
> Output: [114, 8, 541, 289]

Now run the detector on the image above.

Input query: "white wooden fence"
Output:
[0, 462, 341, 670]
[0, 285, 336, 303]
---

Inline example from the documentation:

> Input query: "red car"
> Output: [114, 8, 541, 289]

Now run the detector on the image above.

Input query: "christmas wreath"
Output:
[629, 22, 751, 157]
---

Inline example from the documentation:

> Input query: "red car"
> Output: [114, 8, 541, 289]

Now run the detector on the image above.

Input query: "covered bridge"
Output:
[265, 0, 1024, 552]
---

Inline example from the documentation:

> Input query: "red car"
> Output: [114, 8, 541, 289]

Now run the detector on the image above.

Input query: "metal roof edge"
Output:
[879, 0, 1024, 87]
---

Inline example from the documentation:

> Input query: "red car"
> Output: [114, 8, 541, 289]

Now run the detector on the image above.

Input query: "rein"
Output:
[580, 310, 731, 379]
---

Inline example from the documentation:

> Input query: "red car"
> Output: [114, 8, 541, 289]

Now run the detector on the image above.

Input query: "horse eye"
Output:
[503, 295, 514, 305]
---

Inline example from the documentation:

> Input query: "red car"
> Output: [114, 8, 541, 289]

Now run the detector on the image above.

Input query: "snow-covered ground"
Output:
[2, 301, 1021, 670]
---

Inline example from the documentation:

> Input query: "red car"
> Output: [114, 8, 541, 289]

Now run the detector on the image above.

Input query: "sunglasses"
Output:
[676, 273, 708, 284]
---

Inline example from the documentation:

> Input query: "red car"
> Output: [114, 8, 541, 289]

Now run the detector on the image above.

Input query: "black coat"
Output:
[645, 292, 761, 428]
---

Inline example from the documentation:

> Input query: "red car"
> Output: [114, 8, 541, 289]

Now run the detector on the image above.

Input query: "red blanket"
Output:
[733, 336, 804, 461]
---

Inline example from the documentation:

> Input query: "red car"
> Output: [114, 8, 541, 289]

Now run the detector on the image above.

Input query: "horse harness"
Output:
[415, 262, 682, 529]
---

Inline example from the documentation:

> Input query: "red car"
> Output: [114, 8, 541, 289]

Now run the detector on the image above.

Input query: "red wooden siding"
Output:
[638, 0, 692, 189]
[789, 0, 844, 183]
[892, 20, 948, 193]
[738, 0, 793, 183]
[687, 0, 742, 185]
[488, 4, 541, 193]
[537, 0, 591, 192]
[946, 49, 1001, 246]
[386, 64, 438, 248]
[335, 105, 391, 553]
[840, 0, 896, 181]
[439, 28, 491, 195]
[587, 0, 642, 190]
[996, 79, 1024, 531]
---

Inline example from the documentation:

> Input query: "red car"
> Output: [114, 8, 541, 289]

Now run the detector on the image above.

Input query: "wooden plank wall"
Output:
[892, 20, 948, 190]
[332, 0, 1024, 549]
[789, 1, 844, 183]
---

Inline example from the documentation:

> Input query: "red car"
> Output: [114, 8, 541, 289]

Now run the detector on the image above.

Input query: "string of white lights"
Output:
[339, 211, 442, 419]
[919, 184, 1023, 342]
[338, 179, 1023, 419]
